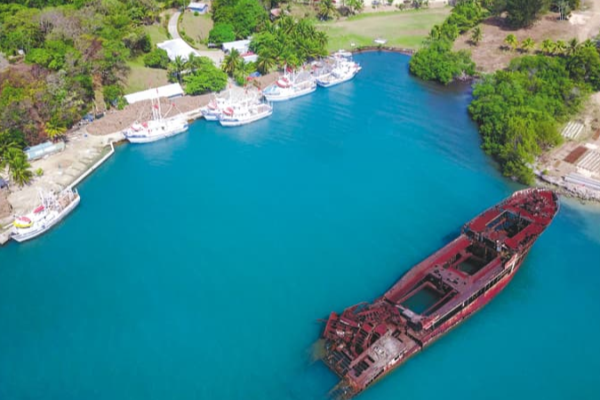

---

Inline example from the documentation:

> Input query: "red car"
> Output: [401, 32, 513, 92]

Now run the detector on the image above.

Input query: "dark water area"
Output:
[1, 53, 599, 400]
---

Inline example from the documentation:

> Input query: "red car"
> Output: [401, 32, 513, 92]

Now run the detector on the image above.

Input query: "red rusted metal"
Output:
[320, 189, 559, 399]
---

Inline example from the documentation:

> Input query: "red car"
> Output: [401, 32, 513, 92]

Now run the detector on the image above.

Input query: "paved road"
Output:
[168, 11, 181, 39]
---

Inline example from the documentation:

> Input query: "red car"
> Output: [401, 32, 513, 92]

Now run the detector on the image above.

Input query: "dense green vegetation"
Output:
[0, 0, 169, 185]
[209, 0, 268, 42]
[409, 0, 485, 84]
[182, 55, 228, 95]
[250, 16, 328, 73]
[469, 45, 600, 183]
[482, 0, 580, 28]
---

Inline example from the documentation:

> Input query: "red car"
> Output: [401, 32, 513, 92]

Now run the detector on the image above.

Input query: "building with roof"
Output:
[241, 52, 258, 63]
[157, 39, 199, 61]
[187, 2, 208, 13]
[222, 39, 250, 54]
[24, 141, 65, 161]
[124, 83, 184, 105]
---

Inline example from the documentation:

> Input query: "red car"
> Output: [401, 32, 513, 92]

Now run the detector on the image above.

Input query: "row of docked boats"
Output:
[200, 50, 361, 124]
[7, 52, 360, 244]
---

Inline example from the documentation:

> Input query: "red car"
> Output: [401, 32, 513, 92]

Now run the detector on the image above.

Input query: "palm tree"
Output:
[6, 149, 32, 187]
[318, 0, 338, 21]
[581, 39, 596, 49]
[44, 120, 67, 140]
[0, 137, 20, 169]
[554, 40, 567, 55]
[347, 0, 364, 15]
[471, 26, 482, 46]
[257, 52, 277, 74]
[222, 48, 244, 77]
[541, 39, 555, 55]
[168, 55, 188, 83]
[567, 38, 579, 55]
[504, 34, 518, 51]
[520, 38, 535, 53]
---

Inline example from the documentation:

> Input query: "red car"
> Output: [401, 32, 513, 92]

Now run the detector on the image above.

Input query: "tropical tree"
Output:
[541, 39, 555, 55]
[504, 34, 518, 51]
[317, 0, 338, 21]
[429, 25, 442, 40]
[555, 40, 567, 54]
[168, 55, 188, 83]
[521, 38, 536, 53]
[347, 0, 364, 15]
[222, 48, 244, 77]
[471, 26, 482, 46]
[0, 136, 21, 169]
[6, 149, 32, 186]
[567, 38, 579, 55]
[44, 119, 67, 140]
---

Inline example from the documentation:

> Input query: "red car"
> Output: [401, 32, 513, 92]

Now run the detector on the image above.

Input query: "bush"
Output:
[102, 84, 124, 108]
[183, 60, 228, 95]
[409, 40, 475, 84]
[208, 23, 236, 45]
[143, 48, 170, 69]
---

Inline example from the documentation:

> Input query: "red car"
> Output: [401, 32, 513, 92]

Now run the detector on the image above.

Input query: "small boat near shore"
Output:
[11, 188, 80, 243]
[124, 98, 188, 143]
[219, 99, 273, 127]
[316, 50, 362, 88]
[263, 69, 316, 102]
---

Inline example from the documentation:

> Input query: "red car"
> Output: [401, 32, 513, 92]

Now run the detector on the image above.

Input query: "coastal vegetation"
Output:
[409, 1, 485, 84]
[469, 45, 600, 183]
[0, 0, 170, 183]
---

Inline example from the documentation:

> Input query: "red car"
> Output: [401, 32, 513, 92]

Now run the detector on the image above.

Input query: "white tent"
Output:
[157, 39, 199, 61]
[124, 83, 184, 105]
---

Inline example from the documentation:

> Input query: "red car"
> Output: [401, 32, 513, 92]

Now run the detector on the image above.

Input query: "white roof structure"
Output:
[157, 39, 199, 61]
[124, 83, 184, 105]
[222, 39, 250, 54]
[187, 2, 208, 11]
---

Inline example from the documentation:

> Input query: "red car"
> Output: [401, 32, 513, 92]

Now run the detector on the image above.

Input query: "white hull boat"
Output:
[219, 103, 273, 127]
[12, 189, 80, 243]
[263, 71, 317, 102]
[124, 98, 189, 143]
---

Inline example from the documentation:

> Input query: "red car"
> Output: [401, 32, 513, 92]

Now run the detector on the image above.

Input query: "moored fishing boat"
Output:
[218, 100, 273, 127]
[316, 50, 361, 88]
[11, 188, 81, 243]
[263, 69, 316, 102]
[124, 98, 188, 143]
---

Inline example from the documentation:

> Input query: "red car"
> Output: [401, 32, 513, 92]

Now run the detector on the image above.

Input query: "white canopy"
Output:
[124, 83, 184, 105]
[157, 39, 199, 61]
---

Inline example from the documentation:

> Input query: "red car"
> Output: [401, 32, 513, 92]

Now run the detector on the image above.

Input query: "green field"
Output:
[124, 55, 169, 95]
[317, 8, 451, 52]
[144, 24, 169, 47]
[179, 11, 213, 50]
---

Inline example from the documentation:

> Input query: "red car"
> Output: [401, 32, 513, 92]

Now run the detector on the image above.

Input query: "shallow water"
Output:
[1, 53, 599, 400]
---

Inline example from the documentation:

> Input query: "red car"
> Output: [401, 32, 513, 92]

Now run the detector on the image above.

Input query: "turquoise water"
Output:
[1, 53, 600, 400]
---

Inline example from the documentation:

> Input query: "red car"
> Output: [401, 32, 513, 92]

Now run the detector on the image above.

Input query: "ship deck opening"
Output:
[457, 243, 497, 276]
[486, 211, 531, 238]
[401, 285, 443, 315]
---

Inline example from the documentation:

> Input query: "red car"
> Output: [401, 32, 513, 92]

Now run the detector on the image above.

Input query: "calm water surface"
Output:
[1, 53, 600, 400]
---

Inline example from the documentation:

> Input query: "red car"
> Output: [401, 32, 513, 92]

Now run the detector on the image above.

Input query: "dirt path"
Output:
[168, 11, 181, 39]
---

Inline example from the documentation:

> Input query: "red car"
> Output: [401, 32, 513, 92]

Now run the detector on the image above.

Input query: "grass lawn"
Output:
[124, 56, 169, 95]
[144, 24, 169, 47]
[317, 7, 451, 52]
[179, 11, 213, 50]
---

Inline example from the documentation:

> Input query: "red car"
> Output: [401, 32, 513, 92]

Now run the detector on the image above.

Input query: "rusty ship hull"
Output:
[320, 188, 559, 399]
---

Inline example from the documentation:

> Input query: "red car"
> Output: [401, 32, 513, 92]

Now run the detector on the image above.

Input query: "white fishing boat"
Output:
[219, 97, 273, 127]
[201, 98, 226, 121]
[263, 69, 316, 102]
[11, 188, 80, 243]
[316, 50, 362, 88]
[124, 97, 188, 143]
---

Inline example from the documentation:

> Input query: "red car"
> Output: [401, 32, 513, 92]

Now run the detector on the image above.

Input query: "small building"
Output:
[222, 39, 250, 54]
[124, 83, 184, 105]
[157, 39, 199, 61]
[24, 141, 66, 161]
[240, 52, 258, 63]
[187, 2, 208, 13]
